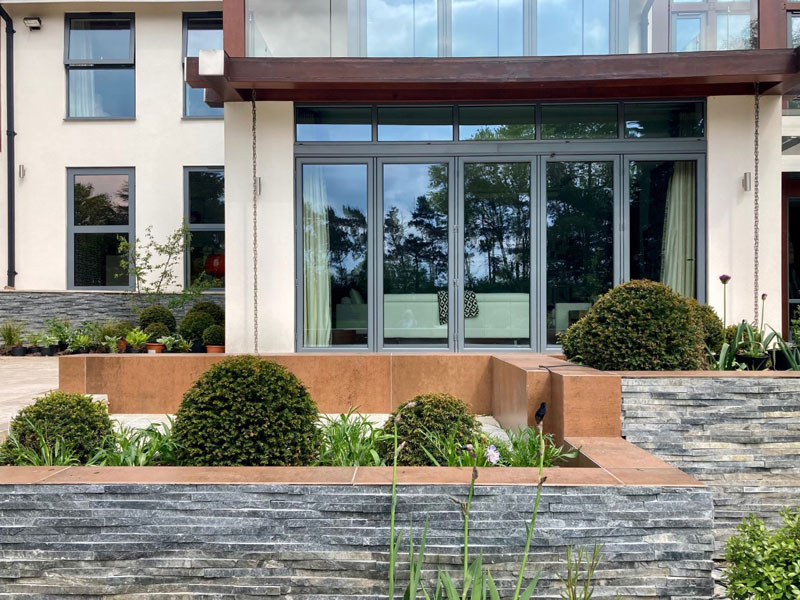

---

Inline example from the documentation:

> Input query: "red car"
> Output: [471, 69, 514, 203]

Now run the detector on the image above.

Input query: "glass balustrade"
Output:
[246, 0, 757, 58]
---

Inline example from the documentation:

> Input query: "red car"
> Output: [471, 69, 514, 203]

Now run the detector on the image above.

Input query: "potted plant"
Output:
[1, 322, 26, 356]
[124, 328, 149, 354]
[103, 335, 121, 354]
[68, 333, 92, 355]
[175, 335, 193, 354]
[178, 311, 215, 353]
[27, 333, 44, 356]
[144, 323, 170, 354]
[157, 335, 178, 353]
[45, 317, 71, 352]
[202, 324, 225, 354]
[42, 334, 60, 357]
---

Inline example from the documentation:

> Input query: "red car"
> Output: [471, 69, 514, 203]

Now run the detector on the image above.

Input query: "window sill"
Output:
[182, 115, 224, 121]
[64, 117, 136, 122]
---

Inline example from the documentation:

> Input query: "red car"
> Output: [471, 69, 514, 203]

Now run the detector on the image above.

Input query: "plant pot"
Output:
[116, 339, 128, 353]
[739, 353, 770, 371]
[58, 341, 68, 352]
[191, 340, 206, 354]
[206, 345, 225, 354]
[28, 346, 43, 356]
[42, 344, 59, 357]
[770, 348, 793, 371]
[125, 346, 146, 354]
[10, 346, 26, 357]
[146, 343, 165, 355]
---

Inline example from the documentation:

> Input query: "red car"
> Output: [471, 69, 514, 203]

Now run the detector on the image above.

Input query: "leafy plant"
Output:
[174, 335, 193, 353]
[791, 306, 800, 343]
[45, 317, 71, 343]
[178, 311, 215, 343]
[144, 322, 171, 343]
[67, 333, 92, 353]
[1, 391, 113, 463]
[42, 334, 59, 348]
[173, 356, 321, 466]
[187, 301, 224, 326]
[315, 408, 390, 467]
[125, 328, 150, 349]
[0, 321, 24, 347]
[202, 324, 225, 347]
[419, 429, 504, 467]
[100, 320, 134, 341]
[26, 332, 43, 348]
[687, 299, 725, 356]
[139, 305, 177, 333]
[117, 225, 214, 310]
[377, 393, 482, 466]
[723, 508, 800, 600]
[103, 335, 121, 353]
[773, 332, 800, 371]
[561, 280, 705, 371]
[558, 545, 602, 600]
[90, 418, 179, 466]
[0, 418, 80, 466]
[157, 335, 179, 352]
[505, 428, 579, 468]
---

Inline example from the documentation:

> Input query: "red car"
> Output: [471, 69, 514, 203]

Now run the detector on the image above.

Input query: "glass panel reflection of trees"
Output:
[74, 174, 129, 226]
[546, 161, 614, 345]
[383, 163, 449, 346]
[464, 162, 531, 345]
[303, 164, 369, 347]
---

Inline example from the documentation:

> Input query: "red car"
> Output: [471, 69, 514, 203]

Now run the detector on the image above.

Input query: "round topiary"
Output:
[560, 280, 704, 371]
[139, 305, 176, 333]
[202, 324, 225, 347]
[4, 391, 113, 463]
[178, 311, 215, 343]
[687, 299, 725, 355]
[187, 301, 224, 326]
[145, 322, 171, 343]
[377, 393, 482, 466]
[173, 356, 321, 466]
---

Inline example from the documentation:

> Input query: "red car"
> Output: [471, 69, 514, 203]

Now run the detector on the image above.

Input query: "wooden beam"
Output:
[759, 0, 787, 50]
[186, 56, 244, 103]
[223, 0, 245, 58]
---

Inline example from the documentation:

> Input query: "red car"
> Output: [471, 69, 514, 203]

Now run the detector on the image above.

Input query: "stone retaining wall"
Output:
[621, 377, 800, 554]
[0, 482, 713, 599]
[0, 291, 224, 332]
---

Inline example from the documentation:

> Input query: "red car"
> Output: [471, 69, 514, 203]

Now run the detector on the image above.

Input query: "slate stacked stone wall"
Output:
[621, 377, 800, 554]
[0, 483, 713, 599]
[0, 291, 224, 332]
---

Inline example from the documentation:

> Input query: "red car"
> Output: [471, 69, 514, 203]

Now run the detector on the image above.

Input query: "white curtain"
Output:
[303, 166, 332, 347]
[661, 161, 697, 298]
[69, 31, 99, 117]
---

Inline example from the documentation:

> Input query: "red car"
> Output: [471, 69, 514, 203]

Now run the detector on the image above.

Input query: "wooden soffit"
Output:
[186, 48, 800, 106]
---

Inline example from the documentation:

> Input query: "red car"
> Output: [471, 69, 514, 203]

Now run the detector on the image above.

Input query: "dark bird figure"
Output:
[534, 402, 546, 425]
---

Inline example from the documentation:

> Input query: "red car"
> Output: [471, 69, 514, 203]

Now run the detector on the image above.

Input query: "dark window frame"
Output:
[182, 11, 224, 119]
[64, 13, 136, 120]
[67, 167, 135, 290]
[184, 166, 225, 290]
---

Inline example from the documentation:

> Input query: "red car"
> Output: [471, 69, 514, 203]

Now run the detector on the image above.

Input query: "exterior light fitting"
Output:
[742, 172, 752, 192]
[23, 17, 41, 30]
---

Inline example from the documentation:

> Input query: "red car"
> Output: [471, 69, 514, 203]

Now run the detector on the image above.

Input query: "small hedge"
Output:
[377, 393, 481, 466]
[139, 305, 176, 333]
[178, 311, 215, 343]
[688, 299, 725, 354]
[173, 356, 321, 466]
[145, 322, 171, 343]
[3, 391, 113, 463]
[560, 280, 705, 371]
[202, 324, 225, 346]
[187, 301, 224, 326]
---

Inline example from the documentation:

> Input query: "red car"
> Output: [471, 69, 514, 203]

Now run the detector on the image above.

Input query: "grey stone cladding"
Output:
[622, 377, 800, 555]
[0, 483, 714, 599]
[0, 291, 224, 332]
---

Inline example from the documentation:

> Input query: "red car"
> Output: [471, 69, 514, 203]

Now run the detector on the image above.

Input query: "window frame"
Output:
[182, 11, 224, 119]
[64, 13, 136, 120]
[184, 166, 225, 290]
[67, 167, 136, 290]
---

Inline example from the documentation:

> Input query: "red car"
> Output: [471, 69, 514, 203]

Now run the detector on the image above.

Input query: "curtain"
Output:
[660, 161, 696, 297]
[69, 32, 99, 117]
[303, 166, 332, 347]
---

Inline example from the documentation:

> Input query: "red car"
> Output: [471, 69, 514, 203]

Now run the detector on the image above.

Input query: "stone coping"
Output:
[613, 370, 800, 377]
[0, 438, 704, 488]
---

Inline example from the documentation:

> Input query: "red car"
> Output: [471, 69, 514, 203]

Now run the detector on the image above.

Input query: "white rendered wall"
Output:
[2, 1, 222, 291]
[224, 102, 295, 354]
[707, 95, 782, 330]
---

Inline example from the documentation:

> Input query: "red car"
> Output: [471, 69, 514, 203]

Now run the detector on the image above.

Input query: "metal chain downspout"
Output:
[251, 90, 259, 353]
[753, 86, 760, 325]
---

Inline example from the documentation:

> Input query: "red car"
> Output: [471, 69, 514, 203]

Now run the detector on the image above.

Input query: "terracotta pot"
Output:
[116, 339, 128, 353]
[146, 343, 165, 355]
[206, 345, 225, 354]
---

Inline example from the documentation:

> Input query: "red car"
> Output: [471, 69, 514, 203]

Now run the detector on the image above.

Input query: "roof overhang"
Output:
[187, 48, 800, 107]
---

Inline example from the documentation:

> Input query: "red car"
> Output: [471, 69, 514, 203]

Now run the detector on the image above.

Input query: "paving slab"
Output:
[0, 357, 59, 431]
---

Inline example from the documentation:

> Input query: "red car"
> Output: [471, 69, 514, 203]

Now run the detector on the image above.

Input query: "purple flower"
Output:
[486, 445, 500, 466]
[720, 274, 732, 285]
[762, 293, 768, 301]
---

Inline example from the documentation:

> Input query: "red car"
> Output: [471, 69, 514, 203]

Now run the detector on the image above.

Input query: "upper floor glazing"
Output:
[246, 0, 758, 58]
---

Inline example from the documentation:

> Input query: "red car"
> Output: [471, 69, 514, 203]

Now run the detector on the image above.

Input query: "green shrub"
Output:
[145, 322, 171, 343]
[178, 311, 215, 343]
[316, 408, 390, 467]
[173, 356, 321, 466]
[377, 393, 481, 466]
[202, 324, 225, 346]
[560, 280, 704, 371]
[2, 391, 113, 463]
[139, 305, 176, 333]
[724, 507, 800, 600]
[0, 322, 24, 347]
[187, 301, 224, 326]
[688, 299, 725, 355]
[100, 320, 135, 341]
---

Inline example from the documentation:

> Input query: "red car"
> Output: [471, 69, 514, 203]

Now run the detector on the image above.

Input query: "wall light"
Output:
[742, 172, 752, 192]
[23, 17, 41, 30]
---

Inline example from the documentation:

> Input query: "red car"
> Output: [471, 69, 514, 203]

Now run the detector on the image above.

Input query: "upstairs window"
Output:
[65, 14, 135, 119]
[184, 13, 223, 118]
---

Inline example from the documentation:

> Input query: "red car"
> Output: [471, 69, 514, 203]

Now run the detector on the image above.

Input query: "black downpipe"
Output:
[0, 5, 14, 288]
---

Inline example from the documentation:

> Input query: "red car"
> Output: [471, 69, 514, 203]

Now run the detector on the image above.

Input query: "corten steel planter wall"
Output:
[620, 372, 800, 555]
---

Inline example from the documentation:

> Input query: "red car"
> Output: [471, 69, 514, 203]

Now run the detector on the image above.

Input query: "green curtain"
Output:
[303, 166, 332, 347]
[661, 161, 697, 298]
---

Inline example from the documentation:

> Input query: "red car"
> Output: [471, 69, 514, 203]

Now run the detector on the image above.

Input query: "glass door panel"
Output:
[462, 161, 532, 346]
[301, 163, 369, 348]
[545, 160, 615, 345]
[381, 162, 451, 347]
[788, 198, 800, 338]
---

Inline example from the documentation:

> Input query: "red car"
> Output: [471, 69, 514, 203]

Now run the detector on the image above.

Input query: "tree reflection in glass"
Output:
[74, 174, 129, 226]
